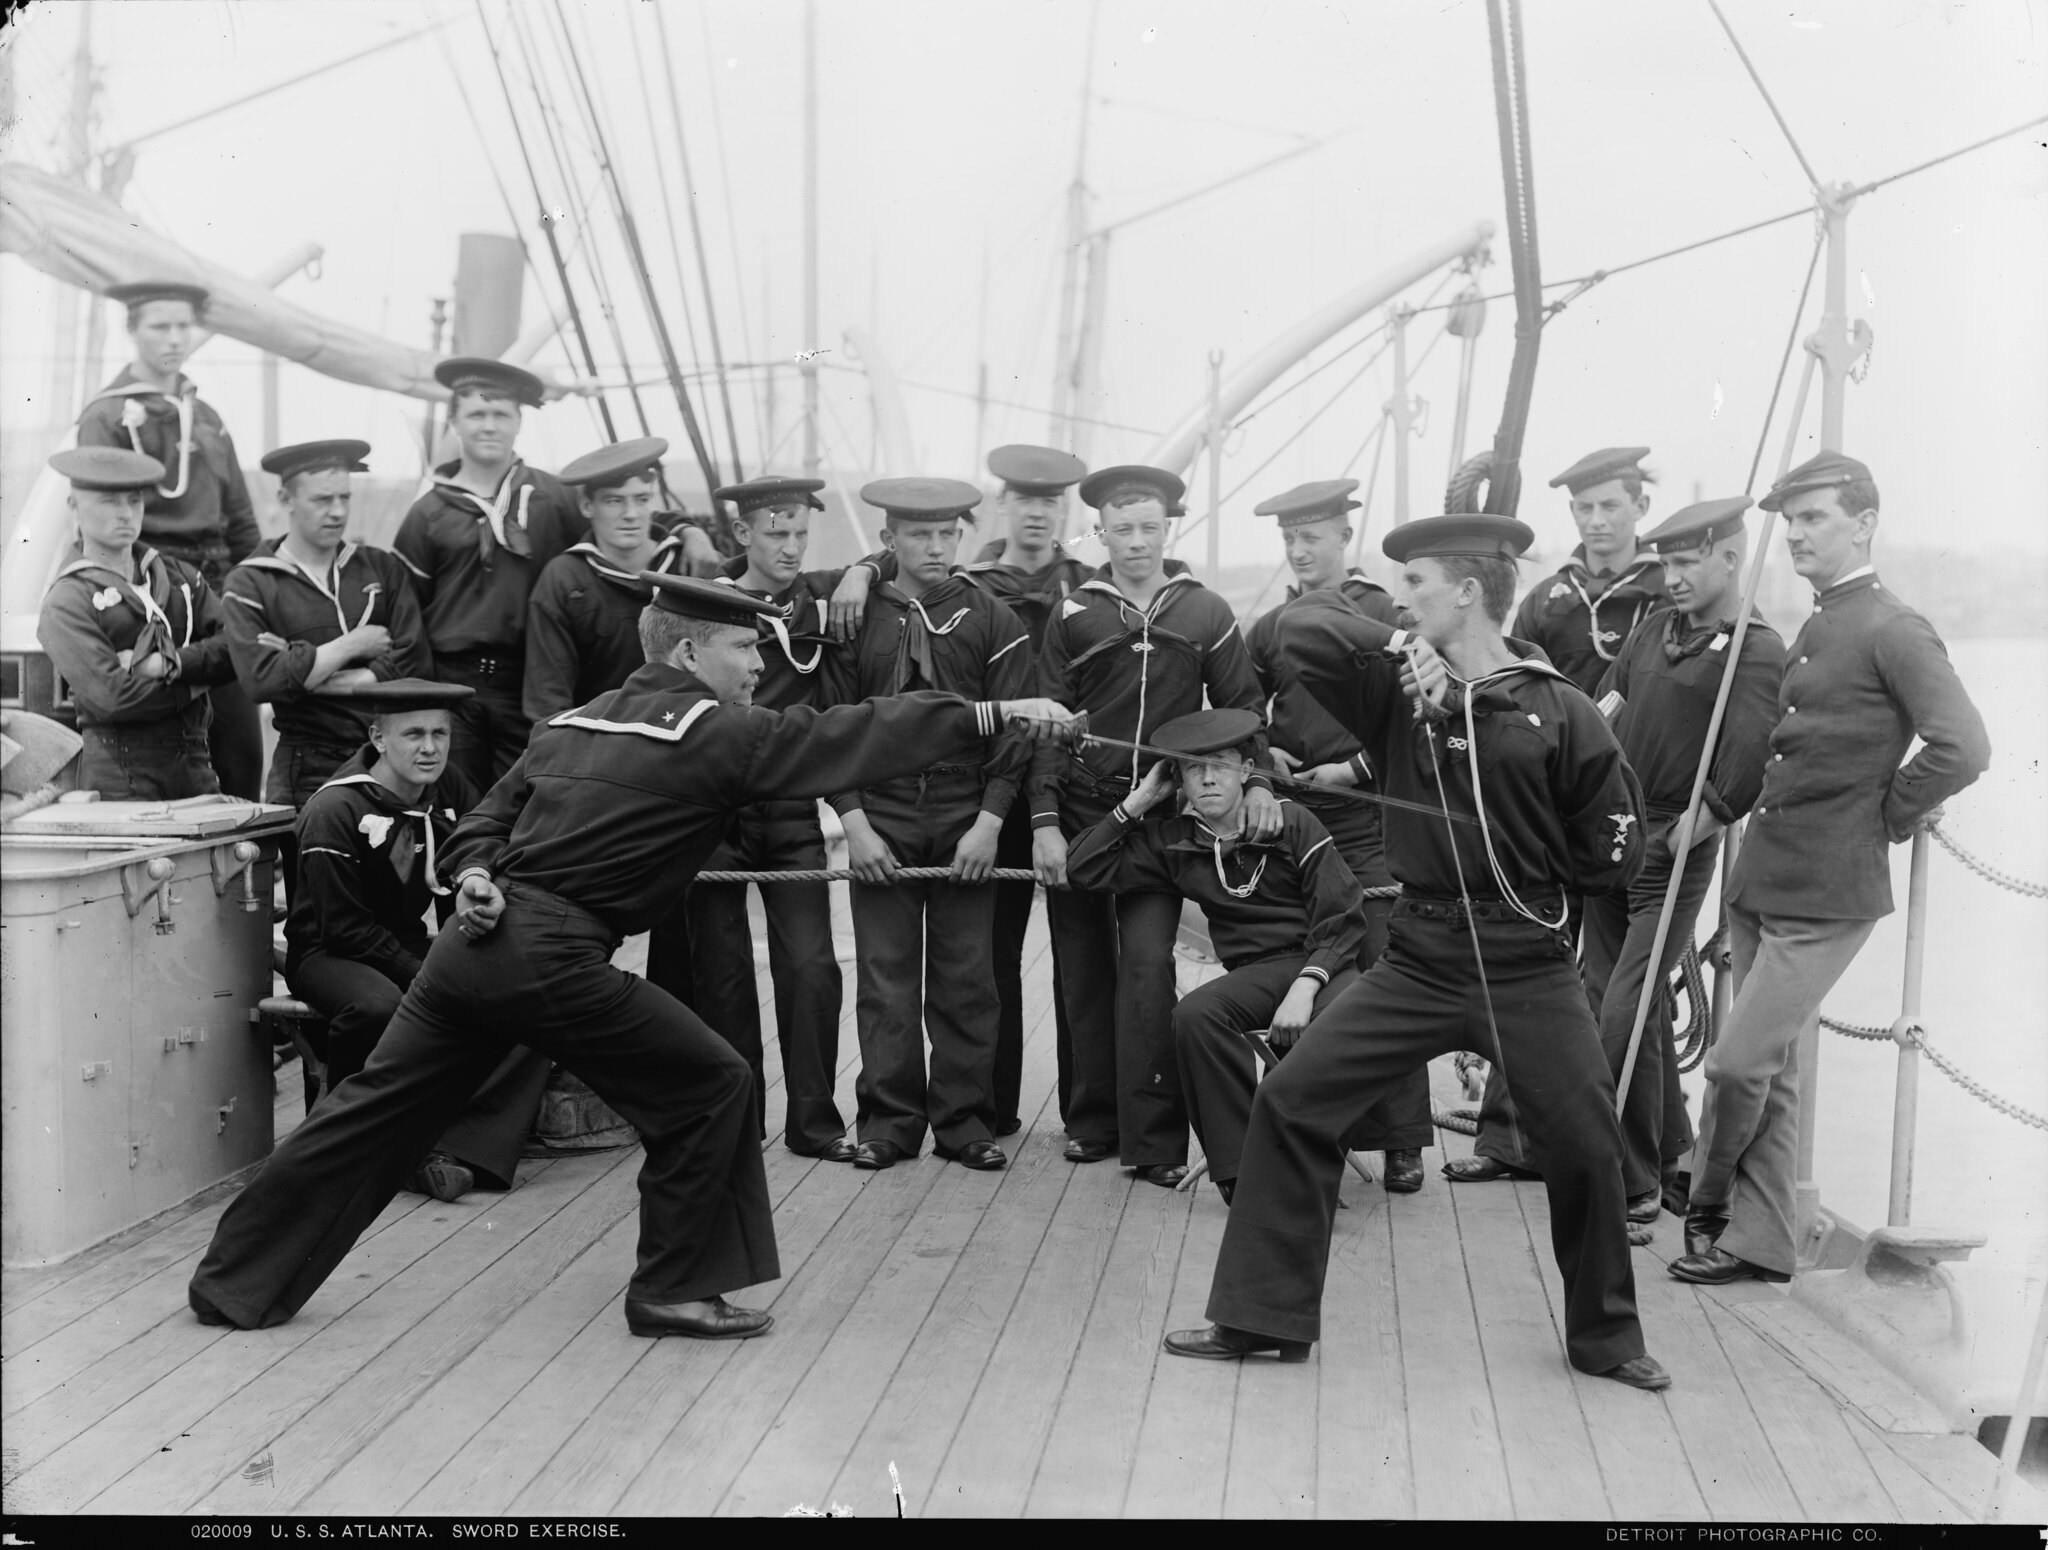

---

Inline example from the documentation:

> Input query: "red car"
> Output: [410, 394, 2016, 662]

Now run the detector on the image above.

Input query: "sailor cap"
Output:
[1254, 479, 1362, 527]
[260, 440, 371, 483]
[560, 437, 669, 490]
[861, 476, 983, 521]
[715, 475, 827, 514]
[331, 677, 476, 712]
[1381, 513, 1534, 563]
[433, 357, 546, 408]
[1152, 708, 1264, 760]
[645, 573, 781, 626]
[1079, 464, 1187, 515]
[987, 444, 1087, 495]
[1549, 446, 1651, 495]
[1641, 497, 1752, 554]
[106, 280, 210, 313]
[50, 446, 167, 492]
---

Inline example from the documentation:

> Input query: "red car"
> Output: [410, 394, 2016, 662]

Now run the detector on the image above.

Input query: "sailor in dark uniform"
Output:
[1066, 709, 1368, 1202]
[833, 478, 1036, 1172]
[680, 474, 859, 1159]
[187, 575, 1077, 1338]
[284, 679, 552, 1202]
[35, 447, 235, 799]
[1030, 465, 1280, 1186]
[1585, 499, 1785, 1238]
[1245, 479, 1432, 1193]
[1164, 513, 1669, 1392]
[392, 358, 588, 790]
[75, 281, 265, 798]
[223, 440, 427, 811]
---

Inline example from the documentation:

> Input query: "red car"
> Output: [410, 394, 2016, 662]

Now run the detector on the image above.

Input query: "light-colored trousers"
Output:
[1691, 905, 1876, 1275]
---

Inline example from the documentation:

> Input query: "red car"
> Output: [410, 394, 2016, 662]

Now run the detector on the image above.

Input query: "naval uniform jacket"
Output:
[76, 367, 260, 582]
[1030, 563, 1273, 826]
[284, 747, 480, 987]
[1248, 573, 1399, 805]
[1511, 548, 1666, 697]
[828, 574, 1034, 822]
[442, 666, 1015, 936]
[521, 538, 687, 722]
[712, 558, 856, 713]
[392, 462, 588, 659]
[222, 539, 429, 754]
[37, 545, 234, 727]
[1596, 604, 1785, 824]
[1068, 801, 1368, 983]
[1727, 572, 1989, 921]
[965, 540, 1097, 654]
[1276, 593, 1646, 904]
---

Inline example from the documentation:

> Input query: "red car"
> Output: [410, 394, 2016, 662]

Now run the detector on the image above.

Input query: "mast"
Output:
[801, 0, 821, 479]
[1048, 0, 1101, 450]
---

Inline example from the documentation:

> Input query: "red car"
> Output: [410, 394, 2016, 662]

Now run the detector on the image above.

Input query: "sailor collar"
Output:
[86, 365, 199, 406]
[876, 574, 977, 637]
[430, 459, 539, 556]
[546, 664, 722, 742]
[1077, 565, 1198, 617]
[233, 538, 383, 633]
[311, 768, 459, 895]
[1284, 568, 1382, 605]
[568, 534, 683, 589]
[714, 573, 832, 675]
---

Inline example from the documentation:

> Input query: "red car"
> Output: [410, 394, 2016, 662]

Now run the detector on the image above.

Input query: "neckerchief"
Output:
[881, 581, 971, 694]
[1661, 611, 1733, 665]
[311, 771, 454, 895]
[434, 464, 534, 566]
[57, 547, 194, 664]
[718, 572, 828, 675]
[1558, 554, 1659, 666]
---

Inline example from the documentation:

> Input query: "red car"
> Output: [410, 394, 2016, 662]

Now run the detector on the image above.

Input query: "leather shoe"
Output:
[1441, 1155, 1533, 1183]
[936, 1140, 1007, 1171]
[994, 1117, 1023, 1138]
[1597, 1355, 1672, 1391]
[1627, 1189, 1662, 1224]
[1382, 1149, 1425, 1194]
[792, 1137, 860, 1163]
[405, 1152, 474, 1203]
[1683, 1210, 1728, 1258]
[852, 1140, 907, 1171]
[1135, 1163, 1187, 1189]
[624, 1294, 774, 1340]
[1162, 1324, 1311, 1363]
[1064, 1138, 1113, 1164]
[1668, 1245, 1785, 1285]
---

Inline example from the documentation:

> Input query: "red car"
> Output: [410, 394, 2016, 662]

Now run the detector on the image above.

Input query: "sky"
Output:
[2, 0, 2044, 575]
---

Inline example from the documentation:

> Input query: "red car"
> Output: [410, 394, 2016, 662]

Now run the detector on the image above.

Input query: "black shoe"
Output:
[1064, 1138, 1113, 1164]
[1668, 1245, 1785, 1285]
[1598, 1355, 1672, 1391]
[791, 1138, 860, 1163]
[405, 1153, 475, 1202]
[994, 1117, 1023, 1138]
[190, 1296, 234, 1328]
[1683, 1210, 1729, 1259]
[852, 1140, 907, 1171]
[1441, 1155, 1533, 1183]
[1627, 1189, 1662, 1224]
[1162, 1324, 1311, 1363]
[936, 1140, 1007, 1171]
[624, 1295, 774, 1340]
[1134, 1163, 1186, 1189]
[1382, 1149, 1425, 1194]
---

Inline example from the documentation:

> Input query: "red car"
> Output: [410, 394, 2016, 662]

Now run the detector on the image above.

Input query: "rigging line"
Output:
[1235, 558, 1296, 625]
[653, 1, 747, 485]
[697, 3, 769, 466]
[1231, 315, 1393, 431]
[812, 361, 1162, 437]
[622, 2, 709, 381]
[1218, 326, 1407, 506]
[1092, 92, 1316, 143]
[1704, 0, 1822, 192]
[1345, 411, 1392, 570]
[470, 0, 620, 442]
[1842, 111, 2048, 199]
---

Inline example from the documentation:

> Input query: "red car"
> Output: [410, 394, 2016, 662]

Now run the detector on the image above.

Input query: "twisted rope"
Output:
[1928, 821, 2047, 899]
[693, 865, 1402, 898]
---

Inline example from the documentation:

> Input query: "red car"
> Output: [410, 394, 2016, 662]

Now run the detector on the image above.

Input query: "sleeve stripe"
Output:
[989, 634, 1029, 662]
[224, 593, 267, 616]
[974, 701, 998, 737]
[1301, 965, 1330, 984]
[395, 551, 432, 580]
[299, 846, 356, 863]
[1300, 835, 1332, 862]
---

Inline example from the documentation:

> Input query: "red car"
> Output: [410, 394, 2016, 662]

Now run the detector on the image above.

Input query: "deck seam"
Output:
[1446, 1167, 1520, 1517]
[1510, 1177, 1615, 1518]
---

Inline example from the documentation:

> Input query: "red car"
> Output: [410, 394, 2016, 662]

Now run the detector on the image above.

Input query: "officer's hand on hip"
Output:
[1267, 976, 1321, 1050]
[454, 873, 506, 940]
[1242, 785, 1283, 842]
[949, 811, 1003, 883]
[841, 811, 900, 885]
[1032, 826, 1069, 888]
[827, 564, 873, 642]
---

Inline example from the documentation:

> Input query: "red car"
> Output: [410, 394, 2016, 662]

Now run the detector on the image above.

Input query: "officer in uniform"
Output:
[285, 678, 552, 1202]
[76, 281, 265, 799]
[223, 440, 427, 812]
[680, 474, 859, 1159]
[188, 574, 1077, 1338]
[1584, 498, 1785, 1238]
[1163, 513, 1669, 1393]
[392, 358, 588, 790]
[36, 447, 235, 799]
[1067, 708, 1368, 1203]
[833, 477, 1036, 1172]
[1031, 465, 1279, 1186]
[1245, 479, 1433, 1193]
[1673, 454, 1989, 1285]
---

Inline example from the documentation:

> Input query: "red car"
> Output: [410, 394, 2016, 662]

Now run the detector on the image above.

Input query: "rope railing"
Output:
[693, 865, 1404, 899]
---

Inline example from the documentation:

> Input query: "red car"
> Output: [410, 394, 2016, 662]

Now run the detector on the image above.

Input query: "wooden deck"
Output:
[1, 911, 2031, 1521]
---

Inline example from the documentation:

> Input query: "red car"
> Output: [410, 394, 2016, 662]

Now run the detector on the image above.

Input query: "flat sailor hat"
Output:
[330, 678, 475, 712]
[860, 476, 983, 521]
[560, 437, 669, 489]
[50, 446, 166, 491]
[1152, 707, 1264, 759]
[644, 573, 781, 626]
[1254, 478, 1362, 527]
[106, 280, 209, 313]
[260, 439, 371, 483]
[1758, 450, 1874, 513]
[1549, 446, 1651, 494]
[986, 444, 1087, 495]
[1381, 513, 1534, 563]
[1641, 496, 1752, 554]
[714, 474, 827, 514]
[433, 356, 546, 408]
[1078, 464, 1186, 515]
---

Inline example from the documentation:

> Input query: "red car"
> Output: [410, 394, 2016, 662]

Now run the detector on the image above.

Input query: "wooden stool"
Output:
[253, 995, 328, 1112]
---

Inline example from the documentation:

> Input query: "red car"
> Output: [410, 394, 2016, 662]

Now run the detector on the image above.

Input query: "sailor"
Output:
[1163, 513, 1669, 1392]
[1244, 479, 1433, 1193]
[521, 438, 689, 723]
[76, 281, 265, 799]
[35, 446, 235, 799]
[1511, 446, 1667, 695]
[677, 474, 859, 1159]
[832, 477, 1036, 1172]
[284, 678, 552, 1203]
[1583, 498, 1785, 1239]
[392, 358, 588, 790]
[187, 574, 1077, 1337]
[1672, 454, 1989, 1285]
[222, 440, 427, 811]
[1030, 464, 1280, 1186]
[1066, 708, 1368, 1203]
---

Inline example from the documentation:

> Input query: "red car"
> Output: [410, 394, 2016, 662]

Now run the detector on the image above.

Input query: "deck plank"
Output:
[1314, 1164, 1415, 1519]
[1121, 1187, 1237, 1518]
[1839, 1413, 1978, 1523]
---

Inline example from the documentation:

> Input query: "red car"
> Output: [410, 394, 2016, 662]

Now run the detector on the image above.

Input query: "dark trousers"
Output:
[286, 949, 554, 1189]
[847, 773, 1000, 1155]
[190, 881, 777, 1329]
[684, 800, 847, 1151]
[437, 655, 530, 792]
[79, 700, 219, 800]
[992, 801, 1070, 1128]
[1205, 900, 1644, 1372]
[1581, 834, 1719, 1198]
